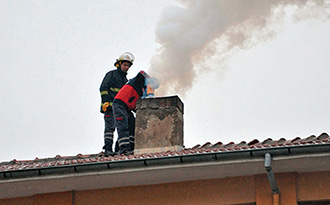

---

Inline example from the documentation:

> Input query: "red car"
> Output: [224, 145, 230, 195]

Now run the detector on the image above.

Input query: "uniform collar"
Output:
[117, 67, 128, 76]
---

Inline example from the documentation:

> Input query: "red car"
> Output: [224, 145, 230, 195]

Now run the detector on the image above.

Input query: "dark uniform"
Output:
[99, 67, 128, 154]
[113, 71, 149, 155]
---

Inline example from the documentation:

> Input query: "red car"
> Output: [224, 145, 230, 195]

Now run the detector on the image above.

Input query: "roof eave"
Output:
[0, 144, 329, 199]
[1, 143, 329, 179]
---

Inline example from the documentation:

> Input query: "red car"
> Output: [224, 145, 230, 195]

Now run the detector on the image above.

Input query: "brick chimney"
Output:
[134, 95, 184, 154]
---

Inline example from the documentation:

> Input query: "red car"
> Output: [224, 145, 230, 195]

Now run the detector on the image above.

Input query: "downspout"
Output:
[264, 153, 280, 205]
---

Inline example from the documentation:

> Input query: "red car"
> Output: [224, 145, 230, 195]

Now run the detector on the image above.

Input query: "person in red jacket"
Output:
[113, 71, 159, 155]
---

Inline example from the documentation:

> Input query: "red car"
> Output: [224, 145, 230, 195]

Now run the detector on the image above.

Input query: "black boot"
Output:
[103, 141, 117, 157]
[104, 149, 117, 157]
[119, 147, 134, 156]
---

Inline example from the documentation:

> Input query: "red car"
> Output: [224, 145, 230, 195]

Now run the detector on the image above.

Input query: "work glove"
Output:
[102, 102, 110, 112]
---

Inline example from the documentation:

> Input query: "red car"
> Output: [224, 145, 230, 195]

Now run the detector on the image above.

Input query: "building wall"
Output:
[0, 191, 72, 205]
[297, 171, 330, 202]
[74, 176, 256, 205]
[1, 171, 329, 205]
[255, 173, 297, 205]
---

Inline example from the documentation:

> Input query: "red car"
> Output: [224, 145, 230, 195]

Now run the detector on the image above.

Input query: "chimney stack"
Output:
[134, 96, 184, 154]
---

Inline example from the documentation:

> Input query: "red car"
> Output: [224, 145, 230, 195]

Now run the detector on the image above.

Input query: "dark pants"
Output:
[103, 111, 117, 152]
[113, 101, 135, 154]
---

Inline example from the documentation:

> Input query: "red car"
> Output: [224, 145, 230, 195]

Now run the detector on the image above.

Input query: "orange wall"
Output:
[255, 173, 297, 205]
[0, 191, 72, 205]
[1, 171, 330, 205]
[297, 171, 330, 202]
[34, 191, 72, 205]
[74, 176, 256, 205]
[0, 196, 34, 205]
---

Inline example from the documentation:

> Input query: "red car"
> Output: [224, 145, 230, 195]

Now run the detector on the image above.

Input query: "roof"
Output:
[1, 132, 329, 176]
[1, 132, 330, 199]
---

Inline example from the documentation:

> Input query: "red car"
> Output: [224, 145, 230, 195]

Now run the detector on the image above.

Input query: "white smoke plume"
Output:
[149, 0, 330, 96]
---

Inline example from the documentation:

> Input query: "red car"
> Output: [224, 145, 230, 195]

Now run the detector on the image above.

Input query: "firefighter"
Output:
[113, 71, 158, 156]
[99, 52, 135, 157]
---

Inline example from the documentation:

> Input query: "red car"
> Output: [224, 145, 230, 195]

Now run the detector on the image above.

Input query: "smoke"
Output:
[149, 0, 330, 96]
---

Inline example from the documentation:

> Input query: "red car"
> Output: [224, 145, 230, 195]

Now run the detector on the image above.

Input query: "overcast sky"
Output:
[0, 0, 329, 162]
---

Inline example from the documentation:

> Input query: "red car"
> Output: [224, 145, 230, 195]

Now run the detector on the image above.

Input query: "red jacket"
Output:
[114, 71, 149, 110]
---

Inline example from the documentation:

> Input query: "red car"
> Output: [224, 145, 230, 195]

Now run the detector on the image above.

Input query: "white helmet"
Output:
[114, 52, 135, 67]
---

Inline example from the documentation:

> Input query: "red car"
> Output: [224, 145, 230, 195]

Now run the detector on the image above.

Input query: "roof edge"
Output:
[1, 143, 329, 180]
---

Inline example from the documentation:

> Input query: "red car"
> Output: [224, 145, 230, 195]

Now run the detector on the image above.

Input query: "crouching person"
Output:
[113, 71, 158, 156]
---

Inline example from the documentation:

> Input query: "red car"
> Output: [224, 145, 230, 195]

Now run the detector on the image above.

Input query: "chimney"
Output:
[134, 95, 184, 154]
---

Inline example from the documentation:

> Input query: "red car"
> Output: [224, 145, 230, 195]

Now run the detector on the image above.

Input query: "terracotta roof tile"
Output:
[261, 138, 273, 145]
[201, 142, 212, 148]
[235, 141, 247, 147]
[223, 142, 235, 148]
[276, 138, 286, 144]
[248, 139, 259, 146]
[192, 144, 201, 149]
[318, 132, 328, 140]
[211, 142, 223, 148]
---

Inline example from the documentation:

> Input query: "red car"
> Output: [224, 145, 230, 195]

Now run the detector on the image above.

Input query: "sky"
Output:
[0, 0, 329, 162]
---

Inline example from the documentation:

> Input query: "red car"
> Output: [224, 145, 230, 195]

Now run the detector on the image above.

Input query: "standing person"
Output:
[99, 52, 135, 157]
[113, 71, 159, 156]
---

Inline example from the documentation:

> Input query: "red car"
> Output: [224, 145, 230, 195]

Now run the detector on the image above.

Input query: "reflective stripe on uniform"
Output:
[129, 135, 134, 143]
[100, 91, 108, 95]
[119, 141, 130, 146]
[104, 132, 114, 139]
[110, 87, 121, 92]
[118, 137, 129, 144]
[100, 87, 120, 96]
